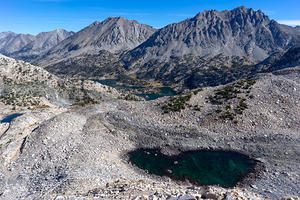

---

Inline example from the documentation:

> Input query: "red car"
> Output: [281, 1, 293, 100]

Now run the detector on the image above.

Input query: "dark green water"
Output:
[93, 79, 178, 101]
[129, 149, 257, 187]
[1, 113, 23, 123]
[136, 87, 178, 101]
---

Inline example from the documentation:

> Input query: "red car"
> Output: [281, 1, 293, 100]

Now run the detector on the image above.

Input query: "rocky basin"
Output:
[0, 68, 299, 199]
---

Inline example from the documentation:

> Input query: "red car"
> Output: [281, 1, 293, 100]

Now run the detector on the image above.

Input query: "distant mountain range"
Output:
[0, 29, 74, 61]
[1, 6, 299, 89]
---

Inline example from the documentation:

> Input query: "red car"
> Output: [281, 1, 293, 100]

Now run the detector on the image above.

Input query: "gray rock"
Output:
[36, 17, 156, 66]
[0, 29, 74, 61]
[0, 67, 299, 199]
[123, 6, 299, 66]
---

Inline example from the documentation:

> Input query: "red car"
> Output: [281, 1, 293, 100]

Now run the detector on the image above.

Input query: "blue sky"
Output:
[1, 0, 299, 35]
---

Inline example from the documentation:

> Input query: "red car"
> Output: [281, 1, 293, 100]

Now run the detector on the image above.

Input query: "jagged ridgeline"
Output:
[121, 6, 300, 88]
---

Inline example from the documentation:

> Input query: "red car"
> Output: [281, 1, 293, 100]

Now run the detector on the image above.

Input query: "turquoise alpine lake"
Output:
[129, 149, 257, 187]
[136, 87, 178, 101]
[92, 79, 178, 101]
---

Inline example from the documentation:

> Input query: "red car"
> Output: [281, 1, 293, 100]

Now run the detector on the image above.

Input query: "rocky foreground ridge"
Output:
[0, 54, 122, 109]
[0, 64, 299, 199]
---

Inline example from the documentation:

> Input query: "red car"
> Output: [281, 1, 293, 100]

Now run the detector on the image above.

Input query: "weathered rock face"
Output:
[36, 17, 156, 66]
[116, 7, 300, 89]
[123, 6, 300, 67]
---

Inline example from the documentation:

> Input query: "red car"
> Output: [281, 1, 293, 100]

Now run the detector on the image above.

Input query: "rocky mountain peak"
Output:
[100, 16, 130, 26]
[0, 29, 74, 61]
[35, 16, 157, 66]
[53, 28, 70, 34]
[117, 6, 300, 89]
[193, 9, 219, 19]
[123, 6, 300, 68]
[35, 29, 72, 38]
[192, 6, 269, 25]
[89, 21, 100, 27]
[3, 29, 74, 61]
[100, 16, 144, 27]
[230, 6, 269, 21]
[206, 7, 267, 22]
[232, 5, 253, 13]
[105, 16, 126, 21]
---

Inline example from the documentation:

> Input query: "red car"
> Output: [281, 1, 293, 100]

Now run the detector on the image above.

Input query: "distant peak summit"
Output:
[103, 16, 130, 23]
[108, 16, 125, 20]
[0, 31, 15, 34]
[231, 6, 266, 17]
[34, 14, 156, 65]
[192, 6, 268, 22]
[91, 21, 100, 26]
[52, 29, 68, 33]
[193, 9, 219, 19]
[231, 6, 258, 14]
[234, 5, 248, 11]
